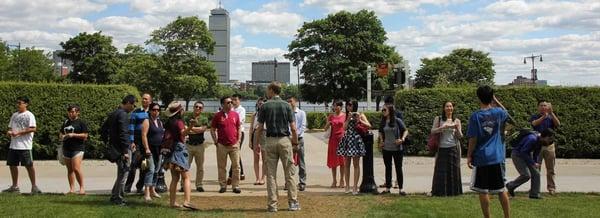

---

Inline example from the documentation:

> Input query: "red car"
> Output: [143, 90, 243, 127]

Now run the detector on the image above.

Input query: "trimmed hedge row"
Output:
[395, 87, 600, 158]
[0, 82, 139, 159]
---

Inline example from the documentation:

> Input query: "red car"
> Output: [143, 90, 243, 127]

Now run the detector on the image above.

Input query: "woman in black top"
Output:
[59, 104, 88, 195]
[146, 103, 163, 198]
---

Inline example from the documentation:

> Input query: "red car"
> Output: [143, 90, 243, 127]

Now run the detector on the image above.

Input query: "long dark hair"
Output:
[441, 101, 454, 121]
[381, 104, 396, 127]
[345, 99, 358, 120]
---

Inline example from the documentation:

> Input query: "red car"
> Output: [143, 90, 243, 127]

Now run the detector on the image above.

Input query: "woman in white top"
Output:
[249, 97, 267, 185]
[430, 101, 463, 196]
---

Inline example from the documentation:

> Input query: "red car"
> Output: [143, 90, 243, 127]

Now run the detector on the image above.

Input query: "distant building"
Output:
[51, 50, 72, 77]
[251, 60, 290, 84]
[208, 5, 230, 83]
[509, 75, 548, 86]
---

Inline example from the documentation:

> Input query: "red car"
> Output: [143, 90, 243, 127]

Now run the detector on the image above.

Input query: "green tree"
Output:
[59, 32, 118, 84]
[112, 44, 164, 96]
[285, 10, 397, 104]
[414, 48, 495, 88]
[281, 84, 300, 100]
[0, 40, 8, 75]
[0, 47, 57, 82]
[146, 16, 217, 104]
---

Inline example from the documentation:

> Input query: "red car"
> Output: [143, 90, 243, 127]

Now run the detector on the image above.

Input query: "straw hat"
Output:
[165, 101, 183, 117]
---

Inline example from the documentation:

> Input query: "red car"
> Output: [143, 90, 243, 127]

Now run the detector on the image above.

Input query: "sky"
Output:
[1, 0, 599, 86]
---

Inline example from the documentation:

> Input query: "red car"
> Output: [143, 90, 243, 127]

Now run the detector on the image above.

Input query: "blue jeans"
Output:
[143, 156, 156, 187]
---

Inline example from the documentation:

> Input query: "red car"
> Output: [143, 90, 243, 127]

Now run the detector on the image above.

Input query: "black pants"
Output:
[382, 149, 404, 189]
[229, 132, 245, 178]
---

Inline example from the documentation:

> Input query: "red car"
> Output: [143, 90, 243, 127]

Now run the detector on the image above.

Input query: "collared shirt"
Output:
[293, 107, 307, 138]
[529, 114, 556, 132]
[258, 96, 295, 136]
[211, 110, 241, 145]
[234, 105, 246, 132]
[129, 107, 148, 143]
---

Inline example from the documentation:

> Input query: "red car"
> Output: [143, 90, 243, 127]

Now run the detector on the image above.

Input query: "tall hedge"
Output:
[395, 87, 600, 158]
[0, 82, 139, 159]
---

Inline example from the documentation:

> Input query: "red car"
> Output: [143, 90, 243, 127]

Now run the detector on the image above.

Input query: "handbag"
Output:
[427, 116, 441, 152]
[355, 121, 369, 137]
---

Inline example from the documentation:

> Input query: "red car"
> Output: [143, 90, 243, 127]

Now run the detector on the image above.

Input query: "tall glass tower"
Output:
[209, 4, 230, 83]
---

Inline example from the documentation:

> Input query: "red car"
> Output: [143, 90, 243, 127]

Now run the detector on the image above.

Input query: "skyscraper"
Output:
[209, 5, 230, 83]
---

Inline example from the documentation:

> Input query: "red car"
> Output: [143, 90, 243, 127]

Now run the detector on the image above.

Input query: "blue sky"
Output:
[1, 0, 599, 85]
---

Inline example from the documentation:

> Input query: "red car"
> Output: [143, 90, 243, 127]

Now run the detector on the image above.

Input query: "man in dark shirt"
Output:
[107, 95, 136, 206]
[529, 99, 560, 195]
[506, 129, 555, 199]
[183, 101, 209, 192]
[255, 81, 300, 212]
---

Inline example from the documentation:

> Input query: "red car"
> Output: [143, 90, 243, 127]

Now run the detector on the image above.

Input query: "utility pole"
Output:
[367, 65, 372, 111]
[524, 54, 542, 82]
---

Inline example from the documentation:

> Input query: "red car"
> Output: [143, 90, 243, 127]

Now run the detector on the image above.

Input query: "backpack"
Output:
[100, 111, 121, 162]
[508, 128, 537, 148]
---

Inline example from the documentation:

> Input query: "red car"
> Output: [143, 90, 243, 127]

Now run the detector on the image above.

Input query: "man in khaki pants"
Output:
[211, 96, 242, 194]
[255, 82, 300, 212]
[530, 100, 560, 195]
[182, 101, 209, 192]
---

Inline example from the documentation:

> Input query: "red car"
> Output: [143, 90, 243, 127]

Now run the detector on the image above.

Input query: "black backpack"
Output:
[508, 128, 537, 148]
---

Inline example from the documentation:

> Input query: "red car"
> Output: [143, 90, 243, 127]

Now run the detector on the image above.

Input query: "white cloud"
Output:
[130, 0, 217, 18]
[0, 30, 72, 50]
[232, 3, 304, 37]
[301, 0, 466, 15]
[54, 17, 96, 33]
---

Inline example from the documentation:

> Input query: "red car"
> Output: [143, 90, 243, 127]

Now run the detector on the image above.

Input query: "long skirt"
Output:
[431, 146, 463, 196]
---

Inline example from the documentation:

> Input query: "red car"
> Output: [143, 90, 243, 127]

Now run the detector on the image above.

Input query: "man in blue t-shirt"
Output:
[529, 100, 560, 195]
[467, 85, 512, 218]
[506, 129, 555, 199]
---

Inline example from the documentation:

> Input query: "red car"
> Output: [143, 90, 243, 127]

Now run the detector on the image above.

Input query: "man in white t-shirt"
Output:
[3, 96, 40, 194]
[228, 94, 246, 183]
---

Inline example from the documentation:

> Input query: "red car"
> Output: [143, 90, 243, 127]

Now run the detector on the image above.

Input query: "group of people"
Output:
[2, 83, 560, 215]
[99, 81, 302, 212]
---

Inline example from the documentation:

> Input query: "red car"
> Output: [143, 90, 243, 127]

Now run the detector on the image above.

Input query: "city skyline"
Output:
[0, 0, 598, 85]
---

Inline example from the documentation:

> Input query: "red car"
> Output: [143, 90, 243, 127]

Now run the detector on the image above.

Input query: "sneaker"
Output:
[31, 186, 42, 195]
[2, 186, 19, 193]
[233, 188, 241, 194]
[298, 184, 306, 191]
[196, 187, 205, 192]
[289, 202, 301, 211]
[529, 195, 543, 200]
[267, 207, 278, 212]
[549, 190, 556, 195]
[241, 174, 245, 181]
[506, 184, 515, 197]
[219, 187, 226, 193]
[399, 191, 407, 196]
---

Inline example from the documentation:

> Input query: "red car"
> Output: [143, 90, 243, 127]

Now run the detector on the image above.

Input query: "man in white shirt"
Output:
[3, 96, 40, 194]
[288, 97, 308, 191]
[228, 94, 246, 182]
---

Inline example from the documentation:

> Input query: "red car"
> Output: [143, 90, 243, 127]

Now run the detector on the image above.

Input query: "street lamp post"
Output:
[273, 57, 278, 81]
[523, 54, 543, 82]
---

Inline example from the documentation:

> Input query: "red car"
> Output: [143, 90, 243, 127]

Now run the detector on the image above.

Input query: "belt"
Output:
[266, 133, 289, 137]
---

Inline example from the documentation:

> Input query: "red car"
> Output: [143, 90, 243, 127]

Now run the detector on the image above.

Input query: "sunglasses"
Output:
[151, 108, 160, 111]
[225, 101, 233, 105]
[195, 106, 203, 109]
[382, 109, 387, 112]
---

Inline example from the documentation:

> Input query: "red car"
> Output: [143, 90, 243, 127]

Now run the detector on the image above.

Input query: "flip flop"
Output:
[254, 182, 260, 185]
[183, 203, 199, 211]
[170, 204, 183, 209]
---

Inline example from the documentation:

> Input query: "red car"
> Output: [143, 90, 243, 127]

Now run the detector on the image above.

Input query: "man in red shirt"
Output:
[210, 96, 242, 194]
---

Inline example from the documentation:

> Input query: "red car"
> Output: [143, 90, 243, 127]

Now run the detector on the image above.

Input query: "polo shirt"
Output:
[258, 96, 295, 137]
[211, 110, 240, 146]
[529, 114, 556, 132]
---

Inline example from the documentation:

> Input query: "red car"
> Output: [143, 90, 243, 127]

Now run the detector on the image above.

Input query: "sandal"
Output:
[183, 203, 199, 211]
[170, 204, 183, 209]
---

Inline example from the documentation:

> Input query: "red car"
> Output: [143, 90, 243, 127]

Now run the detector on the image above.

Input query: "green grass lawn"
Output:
[1, 192, 599, 217]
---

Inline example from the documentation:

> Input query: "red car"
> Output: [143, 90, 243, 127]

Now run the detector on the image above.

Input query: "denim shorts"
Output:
[63, 150, 84, 159]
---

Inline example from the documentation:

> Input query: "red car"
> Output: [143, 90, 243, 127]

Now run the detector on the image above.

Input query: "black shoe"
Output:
[233, 188, 241, 194]
[529, 195, 543, 199]
[399, 191, 407, 196]
[381, 190, 390, 194]
[196, 187, 205, 192]
[179, 188, 184, 192]
[506, 184, 515, 197]
[219, 187, 226, 193]
[298, 184, 306, 191]
[241, 174, 245, 181]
